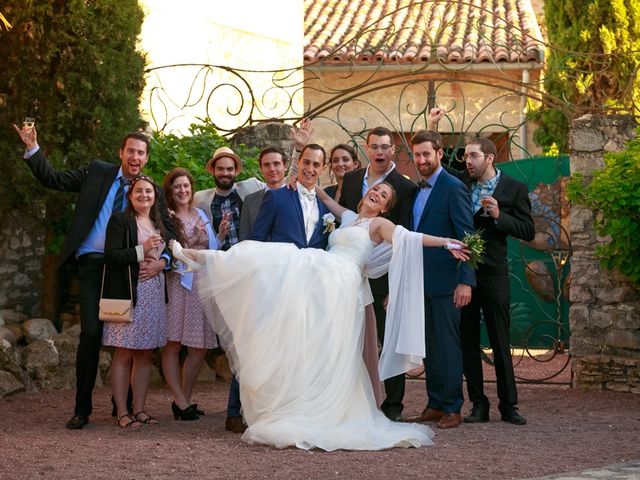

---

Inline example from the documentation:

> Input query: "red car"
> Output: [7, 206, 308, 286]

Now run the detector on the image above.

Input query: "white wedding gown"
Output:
[196, 212, 434, 451]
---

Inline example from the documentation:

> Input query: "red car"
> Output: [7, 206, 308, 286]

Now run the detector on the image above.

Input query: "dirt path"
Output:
[1, 378, 638, 480]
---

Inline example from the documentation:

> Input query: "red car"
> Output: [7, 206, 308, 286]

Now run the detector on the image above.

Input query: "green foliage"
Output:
[145, 121, 261, 189]
[537, 0, 640, 151]
[567, 135, 640, 284]
[460, 230, 486, 270]
[0, 0, 146, 218]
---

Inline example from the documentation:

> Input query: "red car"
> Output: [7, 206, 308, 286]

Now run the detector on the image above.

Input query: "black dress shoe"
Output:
[463, 404, 490, 423]
[225, 416, 247, 433]
[500, 406, 527, 425]
[65, 414, 89, 430]
[384, 411, 405, 422]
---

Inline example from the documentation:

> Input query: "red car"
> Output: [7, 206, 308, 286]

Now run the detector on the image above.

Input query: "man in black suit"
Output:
[339, 126, 416, 421]
[455, 137, 535, 425]
[15, 124, 171, 429]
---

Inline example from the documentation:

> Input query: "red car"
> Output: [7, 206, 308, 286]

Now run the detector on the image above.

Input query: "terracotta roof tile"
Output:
[304, 0, 544, 65]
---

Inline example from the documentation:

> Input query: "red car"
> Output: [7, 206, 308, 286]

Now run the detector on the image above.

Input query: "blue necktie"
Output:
[112, 178, 129, 213]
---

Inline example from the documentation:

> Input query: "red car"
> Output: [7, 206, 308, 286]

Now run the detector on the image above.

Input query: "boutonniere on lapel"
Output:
[322, 213, 336, 234]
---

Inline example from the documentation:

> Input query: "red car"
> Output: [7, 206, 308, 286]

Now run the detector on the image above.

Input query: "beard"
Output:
[214, 175, 236, 190]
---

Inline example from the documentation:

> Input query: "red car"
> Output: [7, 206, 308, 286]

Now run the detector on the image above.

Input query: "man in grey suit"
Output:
[239, 147, 288, 241]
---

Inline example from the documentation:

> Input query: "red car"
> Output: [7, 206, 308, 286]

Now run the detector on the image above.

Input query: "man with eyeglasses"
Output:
[14, 124, 174, 430]
[428, 109, 535, 425]
[339, 126, 417, 422]
[458, 137, 534, 425]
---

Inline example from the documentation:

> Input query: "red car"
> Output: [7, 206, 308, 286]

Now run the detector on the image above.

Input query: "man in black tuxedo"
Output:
[15, 124, 172, 429]
[455, 137, 534, 425]
[339, 126, 416, 421]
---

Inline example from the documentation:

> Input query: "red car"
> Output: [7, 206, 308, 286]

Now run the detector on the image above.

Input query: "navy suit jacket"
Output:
[400, 169, 476, 296]
[249, 187, 329, 249]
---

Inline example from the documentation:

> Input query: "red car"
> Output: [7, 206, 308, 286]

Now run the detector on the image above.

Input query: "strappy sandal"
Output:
[117, 414, 142, 429]
[134, 411, 159, 425]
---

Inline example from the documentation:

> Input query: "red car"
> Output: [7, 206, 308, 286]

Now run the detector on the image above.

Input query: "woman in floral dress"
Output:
[161, 168, 227, 420]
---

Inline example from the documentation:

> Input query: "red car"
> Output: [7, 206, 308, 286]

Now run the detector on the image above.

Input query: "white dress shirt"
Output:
[297, 182, 319, 243]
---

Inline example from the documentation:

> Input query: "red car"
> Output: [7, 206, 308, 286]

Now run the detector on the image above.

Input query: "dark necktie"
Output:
[417, 179, 432, 189]
[112, 177, 129, 213]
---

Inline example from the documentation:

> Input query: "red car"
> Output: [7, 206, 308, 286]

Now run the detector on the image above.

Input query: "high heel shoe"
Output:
[171, 401, 199, 421]
[170, 240, 201, 272]
[192, 403, 205, 416]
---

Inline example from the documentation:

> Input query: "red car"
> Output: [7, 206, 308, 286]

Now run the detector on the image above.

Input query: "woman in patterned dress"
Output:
[161, 168, 227, 420]
[102, 176, 170, 428]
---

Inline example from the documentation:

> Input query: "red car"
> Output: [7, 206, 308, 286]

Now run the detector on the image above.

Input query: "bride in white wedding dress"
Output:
[172, 182, 468, 451]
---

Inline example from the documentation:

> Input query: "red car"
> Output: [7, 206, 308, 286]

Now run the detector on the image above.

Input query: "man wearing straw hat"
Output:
[194, 146, 263, 433]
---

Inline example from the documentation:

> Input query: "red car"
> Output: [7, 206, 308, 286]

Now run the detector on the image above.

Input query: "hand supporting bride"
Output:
[315, 183, 471, 262]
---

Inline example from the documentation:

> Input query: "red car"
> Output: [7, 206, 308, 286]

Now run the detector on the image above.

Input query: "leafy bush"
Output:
[0, 0, 146, 216]
[537, 0, 640, 151]
[145, 122, 261, 189]
[567, 135, 640, 284]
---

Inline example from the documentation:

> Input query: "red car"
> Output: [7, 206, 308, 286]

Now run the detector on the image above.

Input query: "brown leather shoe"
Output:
[225, 416, 247, 433]
[437, 413, 462, 429]
[405, 407, 444, 423]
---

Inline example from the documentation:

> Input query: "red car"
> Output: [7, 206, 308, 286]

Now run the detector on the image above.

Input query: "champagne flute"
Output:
[480, 197, 492, 217]
[23, 117, 35, 132]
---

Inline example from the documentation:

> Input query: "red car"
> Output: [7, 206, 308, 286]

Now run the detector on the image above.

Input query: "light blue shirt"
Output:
[361, 161, 397, 198]
[77, 169, 127, 257]
[412, 166, 443, 229]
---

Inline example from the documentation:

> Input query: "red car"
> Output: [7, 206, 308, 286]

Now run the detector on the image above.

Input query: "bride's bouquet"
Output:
[460, 230, 485, 269]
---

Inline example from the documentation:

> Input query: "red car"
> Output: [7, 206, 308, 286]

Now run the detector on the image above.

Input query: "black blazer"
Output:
[102, 213, 141, 305]
[448, 167, 535, 276]
[339, 167, 417, 224]
[26, 149, 175, 269]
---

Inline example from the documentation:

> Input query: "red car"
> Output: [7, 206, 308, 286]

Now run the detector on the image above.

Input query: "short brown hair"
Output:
[299, 143, 327, 165]
[466, 137, 497, 158]
[410, 129, 443, 150]
[120, 132, 150, 154]
[366, 126, 394, 144]
[259, 146, 287, 167]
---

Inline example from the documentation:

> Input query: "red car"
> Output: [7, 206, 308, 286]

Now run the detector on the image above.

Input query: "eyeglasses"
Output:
[368, 144, 393, 152]
[462, 152, 485, 161]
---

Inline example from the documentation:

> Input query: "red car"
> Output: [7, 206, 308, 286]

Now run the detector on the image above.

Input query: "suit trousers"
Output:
[461, 273, 518, 410]
[373, 292, 405, 417]
[227, 376, 241, 417]
[75, 255, 105, 417]
[424, 294, 464, 414]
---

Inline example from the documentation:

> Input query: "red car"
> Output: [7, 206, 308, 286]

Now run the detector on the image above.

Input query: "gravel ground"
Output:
[1, 370, 639, 480]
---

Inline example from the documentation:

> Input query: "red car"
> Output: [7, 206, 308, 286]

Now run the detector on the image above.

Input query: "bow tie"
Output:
[417, 179, 432, 189]
[299, 189, 316, 201]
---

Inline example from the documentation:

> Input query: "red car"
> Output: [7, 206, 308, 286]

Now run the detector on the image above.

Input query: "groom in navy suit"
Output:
[402, 129, 476, 429]
[250, 144, 329, 250]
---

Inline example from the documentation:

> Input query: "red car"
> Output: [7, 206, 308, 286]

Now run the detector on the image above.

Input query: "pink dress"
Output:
[166, 211, 217, 348]
[102, 222, 167, 350]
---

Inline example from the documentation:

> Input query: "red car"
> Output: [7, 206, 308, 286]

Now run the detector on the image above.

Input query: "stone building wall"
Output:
[569, 114, 640, 393]
[0, 216, 45, 316]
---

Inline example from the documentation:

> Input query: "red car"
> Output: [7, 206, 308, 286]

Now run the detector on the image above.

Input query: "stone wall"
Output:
[0, 216, 45, 316]
[568, 114, 640, 393]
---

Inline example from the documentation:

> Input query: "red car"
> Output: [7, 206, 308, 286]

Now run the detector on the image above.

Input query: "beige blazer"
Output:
[194, 177, 265, 227]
